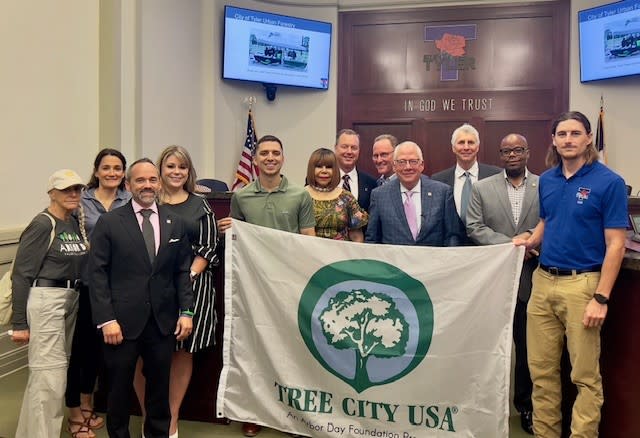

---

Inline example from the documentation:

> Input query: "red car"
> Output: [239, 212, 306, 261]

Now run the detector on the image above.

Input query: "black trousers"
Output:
[103, 317, 173, 438]
[513, 296, 533, 413]
[66, 285, 101, 407]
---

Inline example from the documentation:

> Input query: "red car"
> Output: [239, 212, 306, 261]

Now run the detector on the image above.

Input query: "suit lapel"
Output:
[493, 177, 517, 231]
[519, 175, 539, 230]
[390, 184, 412, 239]
[417, 177, 432, 238]
[156, 206, 173, 263]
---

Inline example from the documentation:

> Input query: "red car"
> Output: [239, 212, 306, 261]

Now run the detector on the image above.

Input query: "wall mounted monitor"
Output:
[579, 0, 640, 82]
[223, 5, 332, 90]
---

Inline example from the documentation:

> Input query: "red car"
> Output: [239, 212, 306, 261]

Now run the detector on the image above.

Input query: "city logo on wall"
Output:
[424, 24, 477, 81]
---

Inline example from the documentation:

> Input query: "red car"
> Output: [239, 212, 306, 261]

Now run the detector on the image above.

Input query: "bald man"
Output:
[466, 133, 539, 434]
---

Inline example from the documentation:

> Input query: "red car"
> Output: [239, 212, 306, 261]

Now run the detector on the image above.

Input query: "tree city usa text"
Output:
[275, 382, 458, 434]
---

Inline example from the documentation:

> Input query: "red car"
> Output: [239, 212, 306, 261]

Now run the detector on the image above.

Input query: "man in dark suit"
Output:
[366, 141, 465, 246]
[90, 158, 193, 438]
[466, 133, 539, 435]
[334, 129, 377, 211]
[431, 123, 501, 222]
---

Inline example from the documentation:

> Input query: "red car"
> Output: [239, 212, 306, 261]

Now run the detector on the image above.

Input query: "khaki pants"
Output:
[15, 287, 79, 438]
[527, 268, 603, 438]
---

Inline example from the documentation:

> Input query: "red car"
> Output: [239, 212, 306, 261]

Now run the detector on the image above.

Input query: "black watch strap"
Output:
[594, 293, 609, 304]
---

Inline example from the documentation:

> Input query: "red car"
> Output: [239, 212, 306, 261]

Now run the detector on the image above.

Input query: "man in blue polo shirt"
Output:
[515, 111, 627, 437]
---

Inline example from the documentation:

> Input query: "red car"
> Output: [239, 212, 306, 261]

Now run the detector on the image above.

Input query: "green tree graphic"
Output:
[319, 289, 408, 389]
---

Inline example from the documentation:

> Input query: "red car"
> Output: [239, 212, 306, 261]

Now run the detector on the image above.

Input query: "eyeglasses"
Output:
[499, 147, 528, 157]
[394, 159, 422, 167]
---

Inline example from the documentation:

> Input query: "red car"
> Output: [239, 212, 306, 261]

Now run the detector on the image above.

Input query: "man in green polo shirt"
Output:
[217, 134, 315, 437]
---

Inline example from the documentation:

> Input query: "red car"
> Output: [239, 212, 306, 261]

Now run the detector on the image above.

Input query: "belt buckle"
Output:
[73, 279, 81, 290]
[549, 266, 560, 275]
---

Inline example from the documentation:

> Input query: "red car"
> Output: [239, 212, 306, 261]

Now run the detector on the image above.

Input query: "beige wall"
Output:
[0, 0, 637, 233]
[0, 1, 99, 229]
[570, 0, 640, 195]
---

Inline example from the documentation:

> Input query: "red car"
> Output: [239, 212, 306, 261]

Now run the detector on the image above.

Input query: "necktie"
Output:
[342, 174, 352, 192]
[404, 191, 418, 240]
[460, 171, 472, 223]
[140, 209, 155, 263]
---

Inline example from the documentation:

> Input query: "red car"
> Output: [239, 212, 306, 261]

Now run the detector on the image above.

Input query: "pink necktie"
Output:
[404, 191, 418, 240]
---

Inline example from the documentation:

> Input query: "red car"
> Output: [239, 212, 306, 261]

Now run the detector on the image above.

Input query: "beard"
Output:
[505, 167, 525, 179]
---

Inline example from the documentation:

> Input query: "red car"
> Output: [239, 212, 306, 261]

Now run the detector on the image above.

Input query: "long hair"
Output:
[306, 148, 341, 190]
[156, 145, 197, 193]
[86, 148, 127, 190]
[546, 111, 598, 167]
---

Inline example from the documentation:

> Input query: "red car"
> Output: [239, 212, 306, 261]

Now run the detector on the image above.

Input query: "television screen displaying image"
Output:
[223, 5, 332, 90]
[579, 0, 640, 82]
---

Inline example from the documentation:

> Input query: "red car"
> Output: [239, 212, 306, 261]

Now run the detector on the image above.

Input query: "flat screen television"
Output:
[223, 5, 332, 91]
[579, 0, 640, 82]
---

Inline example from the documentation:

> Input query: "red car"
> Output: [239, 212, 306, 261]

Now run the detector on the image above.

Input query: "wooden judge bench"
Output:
[94, 195, 640, 437]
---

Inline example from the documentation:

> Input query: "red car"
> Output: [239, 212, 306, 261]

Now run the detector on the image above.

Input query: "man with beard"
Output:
[466, 133, 539, 434]
[515, 111, 627, 436]
[90, 158, 193, 438]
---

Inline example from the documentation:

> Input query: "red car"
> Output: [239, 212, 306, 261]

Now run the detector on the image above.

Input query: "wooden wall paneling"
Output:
[484, 119, 552, 175]
[352, 123, 412, 176]
[338, 1, 570, 176]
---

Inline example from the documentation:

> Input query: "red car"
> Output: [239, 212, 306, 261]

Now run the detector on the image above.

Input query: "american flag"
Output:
[231, 110, 259, 191]
[596, 96, 606, 165]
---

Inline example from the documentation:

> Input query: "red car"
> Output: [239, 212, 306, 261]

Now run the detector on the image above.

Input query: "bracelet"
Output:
[180, 310, 194, 317]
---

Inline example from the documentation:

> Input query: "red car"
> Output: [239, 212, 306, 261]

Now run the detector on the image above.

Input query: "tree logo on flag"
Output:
[298, 260, 434, 393]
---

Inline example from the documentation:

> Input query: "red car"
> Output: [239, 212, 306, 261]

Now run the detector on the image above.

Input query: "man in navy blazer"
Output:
[431, 123, 501, 220]
[334, 129, 377, 211]
[90, 159, 193, 438]
[366, 141, 466, 246]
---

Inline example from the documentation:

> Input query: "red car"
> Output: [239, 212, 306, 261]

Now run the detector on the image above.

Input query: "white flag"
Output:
[218, 220, 524, 438]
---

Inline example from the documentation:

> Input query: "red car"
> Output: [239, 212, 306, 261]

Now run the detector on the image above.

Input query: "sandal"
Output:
[81, 408, 105, 430]
[67, 418, 95, 438]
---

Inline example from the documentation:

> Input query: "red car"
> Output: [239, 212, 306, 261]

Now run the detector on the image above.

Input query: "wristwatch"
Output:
[593, 293, 609, 305]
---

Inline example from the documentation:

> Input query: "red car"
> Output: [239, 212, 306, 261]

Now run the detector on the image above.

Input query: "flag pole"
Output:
[596, 94, 606, 165]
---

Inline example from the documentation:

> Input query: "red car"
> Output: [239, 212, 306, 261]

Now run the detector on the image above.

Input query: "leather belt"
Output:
[539, 264, 601, 276]
[33, 278, 82, 289]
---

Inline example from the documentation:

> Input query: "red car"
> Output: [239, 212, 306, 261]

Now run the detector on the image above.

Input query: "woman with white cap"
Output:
[11, 169, 90, 438]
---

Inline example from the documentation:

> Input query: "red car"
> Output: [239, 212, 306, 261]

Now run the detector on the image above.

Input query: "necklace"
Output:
[310, 184, 334, 192]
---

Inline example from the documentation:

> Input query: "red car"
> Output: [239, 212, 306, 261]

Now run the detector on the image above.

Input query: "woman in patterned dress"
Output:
[305, 148, 368, 241]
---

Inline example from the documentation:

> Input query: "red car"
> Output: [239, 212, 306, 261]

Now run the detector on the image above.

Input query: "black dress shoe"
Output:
[520, 410, 534, 435]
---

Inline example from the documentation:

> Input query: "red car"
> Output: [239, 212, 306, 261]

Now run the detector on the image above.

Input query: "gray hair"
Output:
[393, 141, 424, 161]
[451, 123, 480, 146]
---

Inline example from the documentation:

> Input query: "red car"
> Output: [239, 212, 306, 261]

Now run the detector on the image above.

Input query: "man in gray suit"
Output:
[466, 133, 539, 435]
[431, 123, 501, 222]
[366, 141, 465, 246]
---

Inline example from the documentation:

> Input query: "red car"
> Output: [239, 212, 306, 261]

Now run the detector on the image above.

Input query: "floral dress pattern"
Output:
[312, 189, 368, 240]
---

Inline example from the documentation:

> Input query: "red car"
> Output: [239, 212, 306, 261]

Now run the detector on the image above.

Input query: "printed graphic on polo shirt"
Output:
[57, 231, 88, 256]
[299, 260, 434, 393]
[576, 187, 591, 204]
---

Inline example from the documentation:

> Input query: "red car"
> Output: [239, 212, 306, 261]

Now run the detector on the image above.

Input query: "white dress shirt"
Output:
[453, 161, 479, 216]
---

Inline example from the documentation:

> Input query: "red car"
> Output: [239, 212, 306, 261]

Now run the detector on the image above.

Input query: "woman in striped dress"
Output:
[135, 145, 218, 438]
